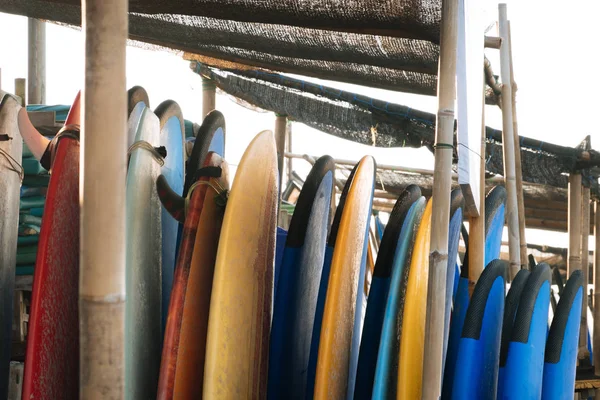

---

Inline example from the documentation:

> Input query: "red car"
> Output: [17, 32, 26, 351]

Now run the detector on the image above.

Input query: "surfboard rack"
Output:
[575, 367, 600, 394]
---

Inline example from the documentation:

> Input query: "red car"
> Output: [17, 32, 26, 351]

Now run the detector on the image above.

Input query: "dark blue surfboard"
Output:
[442, 185, 507, 398]
[371, 196, 426, 399]
[496, 268, 531, 399]
[155, 100, 186, 333]
[451, 259, 507, 399]
[501, 263, 551, 399]
[542, 270, 583, 399]
[353, 185, 422, 399]
[274, 226, 288, 296]
[268, 156, 335, 399]
[306, 164, 357, 399]
[442, 189, 465, 374]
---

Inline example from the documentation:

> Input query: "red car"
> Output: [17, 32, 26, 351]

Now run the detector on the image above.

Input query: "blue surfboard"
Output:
[442, 185, 507, 398]
[542, 270, 583, 399]
[354, 185, 421, 399]
[306, 164, 357, 399]
[274, 226, 288, 296]
[501, 263, 551, 399]
[451, 259, 507, 399]
[496, 268, 531, 399]
[371, 196, 426, 399]
[268, 156, 335, 399]
[154, 100, 185, 333]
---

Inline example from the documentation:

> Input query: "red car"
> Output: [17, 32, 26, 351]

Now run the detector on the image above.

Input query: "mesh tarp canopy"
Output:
[192, 63, 599, 191]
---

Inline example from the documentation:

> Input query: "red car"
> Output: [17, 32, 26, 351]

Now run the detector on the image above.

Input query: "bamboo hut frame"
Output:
[202, 76, 216, 117]
[581, 186, 591, 362]
[498, 3, 521, 279]
[568, 174, 583, 276]
[422, 0, 458, 396]
[27, 18, 45, 105]
[79, 0, 127, 398]
[594, 201, 600, 377]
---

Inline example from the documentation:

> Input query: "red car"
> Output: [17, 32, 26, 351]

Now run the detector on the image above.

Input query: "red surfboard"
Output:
[22, 93, 81, 399]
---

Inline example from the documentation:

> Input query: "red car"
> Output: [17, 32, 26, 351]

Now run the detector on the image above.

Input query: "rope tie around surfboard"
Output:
[40, 124, 80, 171]
[185, 175, 228, 213]
[127, 140, 166, 167]
[0, 134, 24, 182]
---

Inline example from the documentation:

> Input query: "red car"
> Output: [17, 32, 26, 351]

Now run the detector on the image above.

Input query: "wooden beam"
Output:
[14, 79, 26, 107]
[568, 174, 582, 276]
[275, 114, 287, 204]
[484, 35, 502, 49]
[581, 187, 591, 362]
[594, 201, 600, 376]
[27, 18, 45, 104]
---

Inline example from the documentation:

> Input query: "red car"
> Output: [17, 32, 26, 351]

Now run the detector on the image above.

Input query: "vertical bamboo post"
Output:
[0, 68, 2, 91]
[80, 0, 127, 398]
[286, 122, 293, 188]
[275, 114, 287, 202]
[594, 201, 600, 377]
[202, 77, 216, 118]
[27, 18, 46, 105]
[468, 76, 487, 293]
[568, 174, 582, 276]
[507, 21, 527, 268]
[498, 4, 521, 279]
[580, 186, 591, 362]
[14, 79, 26, 106]
[422, 0, 458, 396]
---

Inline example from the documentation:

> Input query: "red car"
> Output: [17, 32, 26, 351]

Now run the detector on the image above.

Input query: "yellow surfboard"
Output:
[314, 156, 375, 400]
[203, 130, 278, 399]
[396, 198, 432, 399]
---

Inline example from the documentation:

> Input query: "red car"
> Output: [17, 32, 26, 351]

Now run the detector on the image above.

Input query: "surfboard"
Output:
[396, 198, 432, 399]
[268, 155, 335, 399]
[496, 268, 531, 399]
[501, 262, 551, 399]
[127, 86, 150, 149]
[442, 184, 507, 398]
[155, 100, 186, 332]
[124, 105, 162, 400]
[306, 163, 358, 399]
[371, 195, 426, 399]
[203, 130, 278, 399]
[274, 226, 288, 296]
[542, 270, 583, 399]
[354, 185, 421, 399]
[157, 153, 228, 400]
[0, 92, 22, 398]
[451, 259, 507, 399]
[22, 92, 81, 400]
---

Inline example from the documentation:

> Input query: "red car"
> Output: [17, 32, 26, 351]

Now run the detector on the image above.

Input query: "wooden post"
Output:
[580, 186, 591, 362]
[507, 21, 527, 268]
[468, 79, 487, 293]
[14, 79, 26, 107]
[27, 19, 46, 105]
[80, 0, 127, 398]
[568, 174, 582, 276]
[275, 114, 287, 201]
[286, 122, 293, 188]
[498, 4, 521, 279]
[0, 68, 2, 91]
[422, 0, 459, 396]
[594, 201, 600, 376]
[202, 77, 216, 118]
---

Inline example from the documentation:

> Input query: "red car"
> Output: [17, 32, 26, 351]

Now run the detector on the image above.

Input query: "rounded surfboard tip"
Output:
[127, 86, 150, 115]
[154, 99, 185, 135]
[499, 268, 531, 367]
[484, 185, 507, 234]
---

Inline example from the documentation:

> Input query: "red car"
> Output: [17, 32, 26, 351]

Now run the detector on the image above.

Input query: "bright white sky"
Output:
[0, 0, 598, 250]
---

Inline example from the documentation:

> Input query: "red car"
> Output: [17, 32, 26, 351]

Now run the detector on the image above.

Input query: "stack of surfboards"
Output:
[15, 87, 584, 400]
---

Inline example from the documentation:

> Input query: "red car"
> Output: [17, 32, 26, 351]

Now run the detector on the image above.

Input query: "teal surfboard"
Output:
[268, 155, 335, 399]
[371, 194, 426, 399]
[542, 270, 583, 399]
[501, 263, 551, 399]
[354, 185, 421, 399]
[154, 100, 185, 332]
[125, 105, 162, 399]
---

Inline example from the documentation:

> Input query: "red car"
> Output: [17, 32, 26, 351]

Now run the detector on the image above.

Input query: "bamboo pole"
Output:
[275, 114, 287, 206]
[80, 0, 127, 398]
[202, 76, 216, 117]
[498, 4, 521, 279]
[580, 187, 591, 362]
[568, 174, 582, 277]
[593, 201, 600, 377]
[286, 123, 292, 187]
[0, 68, 2, 91]
[468, 79, 487, 293]
[422, 0, 458, 396]
[27, 18, 46, 105]
[14, 78, 26, 106]
[507, 21, 527, 268]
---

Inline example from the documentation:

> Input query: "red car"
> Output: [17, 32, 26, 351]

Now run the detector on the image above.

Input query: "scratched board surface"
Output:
[22, 94, 81, 400]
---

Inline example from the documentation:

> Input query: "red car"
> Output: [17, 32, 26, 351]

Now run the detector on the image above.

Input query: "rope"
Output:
[185, 178, 228, 215]
[127, 141, 165, 167]
[0, 147, 24, 183]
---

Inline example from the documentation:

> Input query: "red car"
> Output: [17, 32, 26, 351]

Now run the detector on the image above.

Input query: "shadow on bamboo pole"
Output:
[422, 0, 458, 396]
[499, 4, 521, 279]
[594, 201, 600, 380]
[80, 0, 127, 398]
[580, 186, 591, 364]
[507, 21, 527, 268]
[202, 76, 216, 118]
[28, 18, 45, 105]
